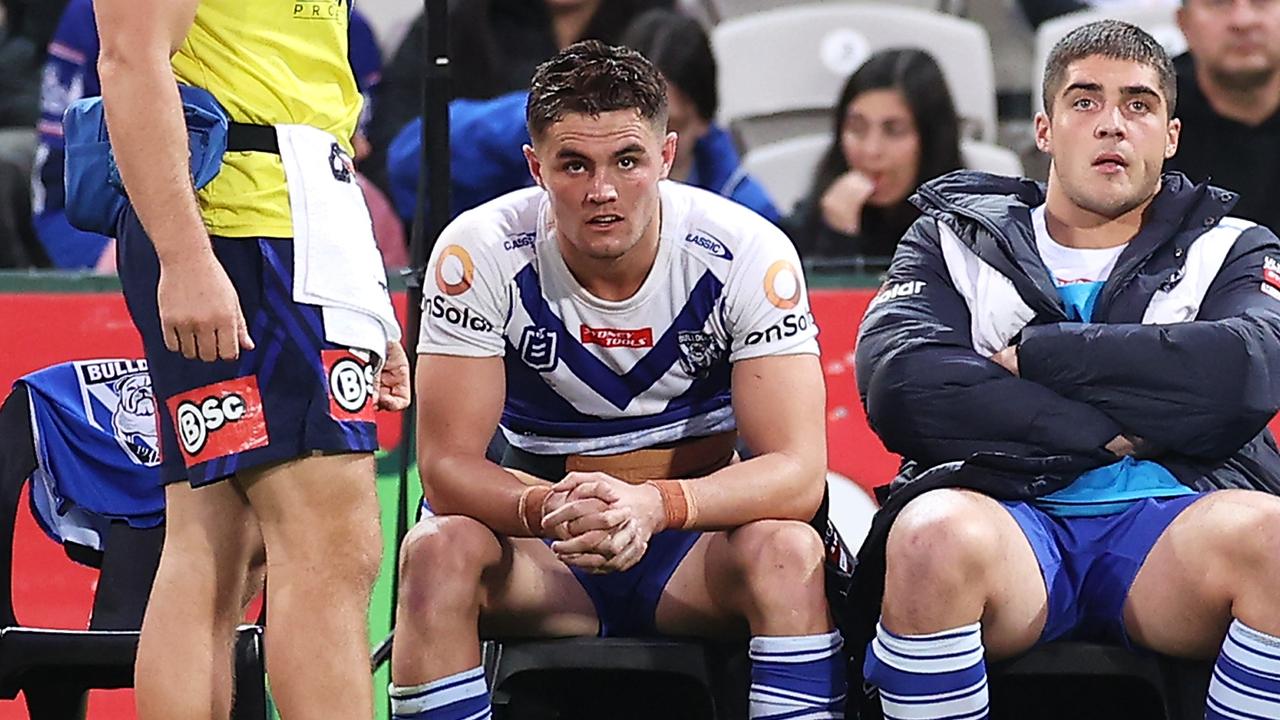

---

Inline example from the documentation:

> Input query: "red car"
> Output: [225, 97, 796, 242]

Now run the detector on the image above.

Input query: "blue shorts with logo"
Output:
[1001, 493, 1204, 646]
[116, 208, 380, 487]
[548, 529, 702, 637]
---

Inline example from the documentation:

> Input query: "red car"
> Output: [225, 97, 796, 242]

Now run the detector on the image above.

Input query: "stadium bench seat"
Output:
[0, 382, 269, 719]
[992, 641, 1212, 720]
[481, 631, 1213, 718]
[486, 637, 748, 720]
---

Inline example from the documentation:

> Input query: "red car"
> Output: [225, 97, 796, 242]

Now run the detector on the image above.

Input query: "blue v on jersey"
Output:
[417, 181, 820, 455]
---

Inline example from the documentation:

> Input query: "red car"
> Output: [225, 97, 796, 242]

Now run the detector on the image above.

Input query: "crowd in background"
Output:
[0, 0, 1276, 275]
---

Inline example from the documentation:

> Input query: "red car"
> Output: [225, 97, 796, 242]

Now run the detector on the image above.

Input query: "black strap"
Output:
[227, 122, 279, 154]
[500, 445, 566, 482]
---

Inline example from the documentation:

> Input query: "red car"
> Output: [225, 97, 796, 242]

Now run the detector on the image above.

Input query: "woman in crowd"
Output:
[784, 48, 963, 266]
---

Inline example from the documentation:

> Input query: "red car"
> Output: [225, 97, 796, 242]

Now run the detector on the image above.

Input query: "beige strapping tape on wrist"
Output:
[651, 480, 697, 530]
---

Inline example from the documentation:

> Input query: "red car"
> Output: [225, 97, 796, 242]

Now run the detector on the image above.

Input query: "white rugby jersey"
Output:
[418, 181, 819, 455]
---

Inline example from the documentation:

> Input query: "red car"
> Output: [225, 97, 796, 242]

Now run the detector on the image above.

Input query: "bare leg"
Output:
[656, 521, 828, 637]
[1125, 490, 1280, 657]
[657, 520, 842, 719]
[237, 453, 383, 720]
[391, 514, 598, 685]
[880, 489, 1047, 657]
[136, 481, 259, 720]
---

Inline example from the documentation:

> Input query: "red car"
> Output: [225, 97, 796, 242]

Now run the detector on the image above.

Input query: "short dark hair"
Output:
[526, 40, 668, 141]
[621, 9, 718, 122]
[1042, 19, 1176, 116]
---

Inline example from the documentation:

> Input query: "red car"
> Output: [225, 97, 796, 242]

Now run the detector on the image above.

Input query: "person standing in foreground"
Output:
[94, 0, 410, 717]
[853, 20, 1280, 719]
[388, 40, 847, 720]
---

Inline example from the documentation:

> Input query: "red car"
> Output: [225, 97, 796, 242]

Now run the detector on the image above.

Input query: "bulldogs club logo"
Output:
[168, 377, 269, 465]
[324, 349, 378, 422]
[676, 331, 722, 379]
[329, 142, 355, 183]
[76, 359, 160, 467]
[112, 374, 160, 466]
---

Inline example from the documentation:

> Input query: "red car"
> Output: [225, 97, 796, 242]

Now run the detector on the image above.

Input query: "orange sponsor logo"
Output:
[435, 245, 475, 296]
[764, 260, 802, 310]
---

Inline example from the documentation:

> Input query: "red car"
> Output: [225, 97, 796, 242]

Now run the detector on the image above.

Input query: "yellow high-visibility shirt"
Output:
[172, 0, 361, 237]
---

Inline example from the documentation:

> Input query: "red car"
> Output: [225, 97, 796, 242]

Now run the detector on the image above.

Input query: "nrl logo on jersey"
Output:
[519, 326, 559, 372]
[676, 331, 722, 379]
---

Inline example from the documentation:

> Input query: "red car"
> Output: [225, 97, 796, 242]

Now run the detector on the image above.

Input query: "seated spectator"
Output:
[366, 0, 671, 193]
[1166, 0, 1280, 233]
[30, 0, 394, 270]
[29, 0, 105, 270]
[0, 150, 45, 267]
[0, 0, 71, 127]
[782, 49, 963, 267]
[387, 9, 780, 225]
[621, 8, 779, 222]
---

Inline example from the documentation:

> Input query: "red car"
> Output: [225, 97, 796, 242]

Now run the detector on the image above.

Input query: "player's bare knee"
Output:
[732, 520, 826, 597]
[885, 490, 999, 596]
[397, 516, 496, 617]
[1208, 493, 1280, 589]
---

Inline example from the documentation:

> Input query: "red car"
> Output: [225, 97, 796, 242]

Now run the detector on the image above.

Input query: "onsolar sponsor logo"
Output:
[744, 311, 814, 346]
[427, 295, 494, 332]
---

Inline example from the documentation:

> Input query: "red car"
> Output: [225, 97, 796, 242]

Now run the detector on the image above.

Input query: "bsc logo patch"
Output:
[324, 349, 378, 422]
[168, 376, 269, 466]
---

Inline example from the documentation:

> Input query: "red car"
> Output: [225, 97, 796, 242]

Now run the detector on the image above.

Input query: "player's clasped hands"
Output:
[541, 472, 666, 574]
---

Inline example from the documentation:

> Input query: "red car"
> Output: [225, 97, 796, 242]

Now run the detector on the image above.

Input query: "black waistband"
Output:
[227, 122, 279, 154]
[500, 445, 565, 482]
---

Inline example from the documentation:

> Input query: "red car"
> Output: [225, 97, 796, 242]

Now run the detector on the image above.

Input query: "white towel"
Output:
[276, 124, 401, 353]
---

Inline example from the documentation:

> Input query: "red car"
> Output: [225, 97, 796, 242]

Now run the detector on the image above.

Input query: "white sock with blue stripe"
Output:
[390, 666, 492, 720]
[748, 630, 846, 719]
[863, 620, 988, 720]
[1207, 619, 1280, 719]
